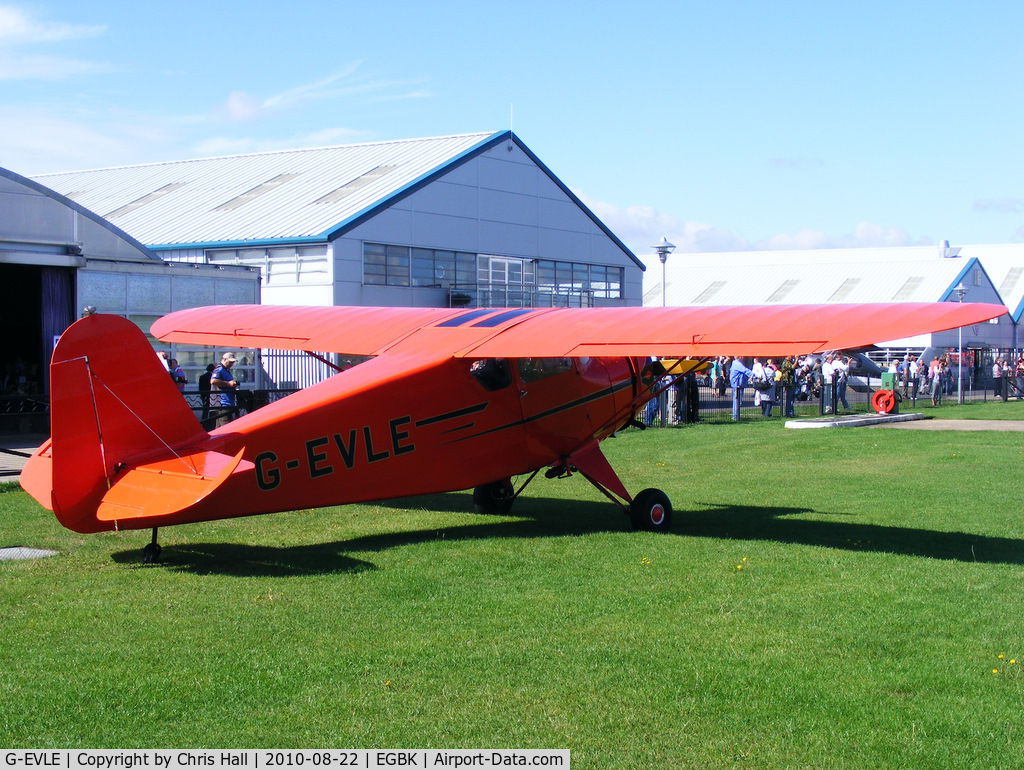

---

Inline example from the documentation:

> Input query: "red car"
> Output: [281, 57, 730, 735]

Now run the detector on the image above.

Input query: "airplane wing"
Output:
[151, 302, 1006, 359]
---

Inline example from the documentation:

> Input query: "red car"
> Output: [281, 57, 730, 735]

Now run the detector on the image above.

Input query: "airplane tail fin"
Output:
[22, 314, 211, 533]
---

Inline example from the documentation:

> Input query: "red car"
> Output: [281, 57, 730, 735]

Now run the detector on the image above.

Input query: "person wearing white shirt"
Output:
[821, 354, 835, 411]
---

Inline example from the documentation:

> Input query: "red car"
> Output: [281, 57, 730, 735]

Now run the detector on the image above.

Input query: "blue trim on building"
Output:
[149, 235, 328, 252]
[318, 131, 645, 271]
[139, 132, 642, 273]
[938, 258, 980, 301]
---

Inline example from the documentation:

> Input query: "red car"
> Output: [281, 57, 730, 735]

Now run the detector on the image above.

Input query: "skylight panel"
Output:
[767, 279, 799, 303]
[828, 277, 861, 302]
[999, 266, 1024, 294]
[105, 182, 187, 219]
[313, 165, 398, 205]
[892, 276, 924, 300]
[215, 173, 300, 212]
[691, 280, 726, 304]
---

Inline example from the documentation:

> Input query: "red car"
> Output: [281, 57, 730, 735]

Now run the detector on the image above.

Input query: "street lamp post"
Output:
[650, 237, 676, 426]
[653, 237, 675, 307]
[955, 282, 967, 404]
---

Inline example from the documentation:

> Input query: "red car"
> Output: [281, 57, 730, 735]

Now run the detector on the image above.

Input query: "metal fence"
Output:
[646, 375, 998, 425]
[0, 373, 1008, 436]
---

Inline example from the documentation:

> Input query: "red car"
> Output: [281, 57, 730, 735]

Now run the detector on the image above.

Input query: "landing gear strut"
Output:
[556, 443, 674, 534]
[142, 527, 162, 564]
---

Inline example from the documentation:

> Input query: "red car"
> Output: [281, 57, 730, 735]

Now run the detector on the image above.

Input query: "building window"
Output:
[535, 260, 623, 305]
[206, 244, 329, 286]
[410, 248, 476, 288]
[365, 243, 476, 288]
[364, 243, 410, 286]
[363, 242, 624, 305]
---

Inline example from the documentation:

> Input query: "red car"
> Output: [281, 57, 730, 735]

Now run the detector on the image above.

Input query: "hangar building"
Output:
[0, 167, 258, 413]
[35, 130, 643, 387]
[642, 243, 1017, 361]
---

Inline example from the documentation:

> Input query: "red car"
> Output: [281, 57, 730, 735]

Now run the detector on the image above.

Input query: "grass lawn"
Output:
[2, 400, 1023, 768]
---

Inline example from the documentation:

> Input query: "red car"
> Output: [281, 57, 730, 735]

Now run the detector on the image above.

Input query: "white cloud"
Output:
[578, 193, 931, 257]
[262, 63, 367, 111]
[0, 53, 111, 80]
[214, 64, 427, 126]
[0, 5, 106, 45]
[221, 91, 264, 122]
[0, 107, 147, 174]
[0, 5, 109, 81]
[974, 198, 1023, 214]
[759, 223, 928, 251]
[190, 127, 367, 158]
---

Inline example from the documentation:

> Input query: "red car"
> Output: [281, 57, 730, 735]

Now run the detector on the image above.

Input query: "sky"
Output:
[2, 0, 1024, 258]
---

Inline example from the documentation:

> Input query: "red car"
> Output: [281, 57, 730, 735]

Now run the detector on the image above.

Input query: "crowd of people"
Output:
[644, 349, 1024, 424]
[722, 355, 854, 421]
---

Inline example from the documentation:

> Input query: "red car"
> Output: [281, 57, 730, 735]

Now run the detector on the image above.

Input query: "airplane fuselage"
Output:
[185, 354, 643, 527]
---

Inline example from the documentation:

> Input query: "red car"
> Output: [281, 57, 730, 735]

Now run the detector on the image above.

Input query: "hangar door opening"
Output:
[0, 264, 74, 396]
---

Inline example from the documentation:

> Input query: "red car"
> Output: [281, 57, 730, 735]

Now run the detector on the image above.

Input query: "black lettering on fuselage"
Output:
[333, 429, 357, 469]
[254, 416, 417, 492]
[390, 416, 415, 456]
[255, 451, 280, 491]
[363, 425, 388, 463]
[306, 437, 332, 478]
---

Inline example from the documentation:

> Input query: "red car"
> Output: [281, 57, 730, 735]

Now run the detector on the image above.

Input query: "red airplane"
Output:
[20, 302, 1004, 562]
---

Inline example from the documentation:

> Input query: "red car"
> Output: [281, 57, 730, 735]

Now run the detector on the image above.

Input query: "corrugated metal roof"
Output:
[34, 132, 502, 248]
[958, 244, 1024, 322]
[644, 257, 977, 307]
[643, 243, 1024, 321]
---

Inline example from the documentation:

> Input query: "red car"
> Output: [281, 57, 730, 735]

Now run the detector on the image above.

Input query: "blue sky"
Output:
[2, 0, 1023, 257]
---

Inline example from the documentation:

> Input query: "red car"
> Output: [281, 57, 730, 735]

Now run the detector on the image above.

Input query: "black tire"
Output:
[473, 479, 515, 515]
[142, 542, 162, 564]
[629, 488, 672, 533]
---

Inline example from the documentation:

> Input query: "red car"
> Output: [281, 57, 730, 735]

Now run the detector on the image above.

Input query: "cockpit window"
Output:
[470, 358, 512, 391]
[517, 358, 573, 383]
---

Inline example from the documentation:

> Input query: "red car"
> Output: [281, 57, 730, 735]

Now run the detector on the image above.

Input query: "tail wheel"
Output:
[142, 542, 162, 564]
[473, 479, 515, 515]
[630, 488, 673, 533]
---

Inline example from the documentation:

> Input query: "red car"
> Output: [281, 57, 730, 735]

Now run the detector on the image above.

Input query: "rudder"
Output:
[42, 314, 206, 532]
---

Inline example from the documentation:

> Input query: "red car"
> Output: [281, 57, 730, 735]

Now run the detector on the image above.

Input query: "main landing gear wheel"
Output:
[473, 479, 515, 515]
[629, 488, 673, 533]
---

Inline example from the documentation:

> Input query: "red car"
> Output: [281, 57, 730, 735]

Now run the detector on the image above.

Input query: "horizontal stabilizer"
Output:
[97, 448, 251, 523]
[20, 440, 53, 511]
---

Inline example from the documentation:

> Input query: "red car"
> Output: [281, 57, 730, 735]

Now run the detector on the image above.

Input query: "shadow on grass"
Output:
[110, 541, 378, 577]
[110, 496, 630, 576]
[685, 504, 1024, 566]
[110, 495, 1024, 575]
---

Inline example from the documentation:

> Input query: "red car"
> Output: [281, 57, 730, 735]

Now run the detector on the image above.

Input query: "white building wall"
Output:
[332, 141, 641, 307]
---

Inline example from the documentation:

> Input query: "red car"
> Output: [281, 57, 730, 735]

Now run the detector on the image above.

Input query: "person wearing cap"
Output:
[210, 352, 240, 427]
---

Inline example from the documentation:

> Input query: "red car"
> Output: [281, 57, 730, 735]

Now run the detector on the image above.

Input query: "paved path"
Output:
[871, 419, 1024, 431]
[0, 435, 45, 480]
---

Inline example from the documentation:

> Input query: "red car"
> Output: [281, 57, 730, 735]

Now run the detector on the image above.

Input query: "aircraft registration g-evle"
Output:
[20, 301, 1006, 562]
